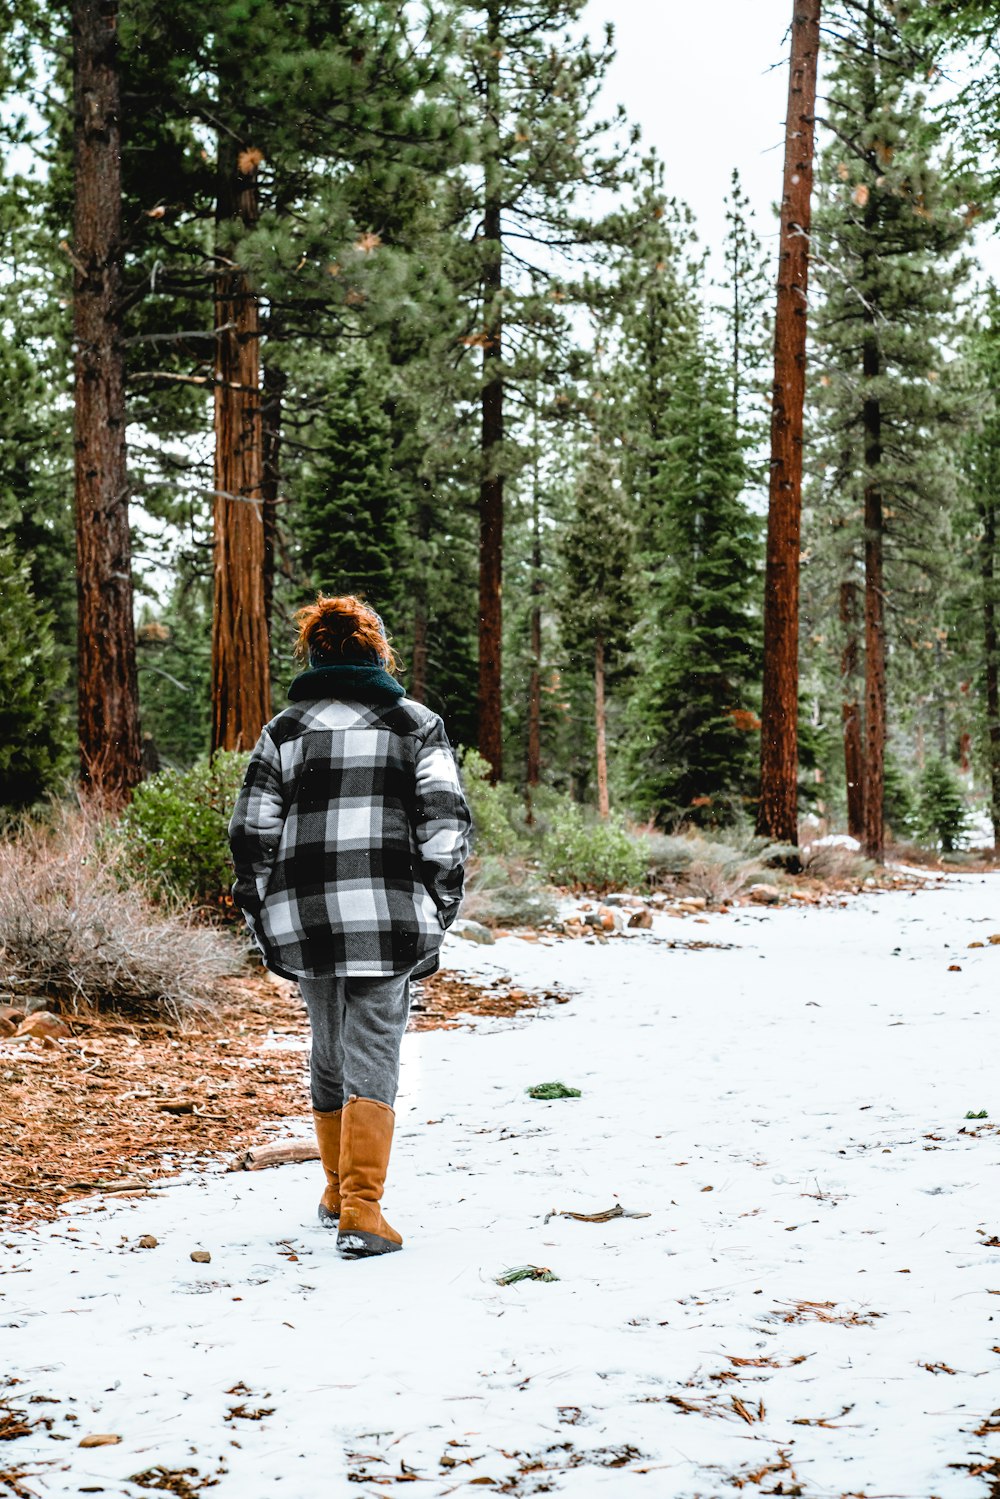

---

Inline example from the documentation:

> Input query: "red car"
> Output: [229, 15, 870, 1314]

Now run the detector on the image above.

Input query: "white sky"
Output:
[585, 0, 998, 290]
[585, 0, 793, 280]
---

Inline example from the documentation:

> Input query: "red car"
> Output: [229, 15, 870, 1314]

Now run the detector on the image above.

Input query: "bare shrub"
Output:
[0, 802, 238, 1020]
[461, 855, 560, 928]
[684, 848, 769, 906]
[800, 841, 873, 881]
[646, 829, 777, 903]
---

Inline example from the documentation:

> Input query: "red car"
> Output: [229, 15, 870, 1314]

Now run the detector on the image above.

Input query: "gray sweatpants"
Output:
[298, 971, 412, 1112]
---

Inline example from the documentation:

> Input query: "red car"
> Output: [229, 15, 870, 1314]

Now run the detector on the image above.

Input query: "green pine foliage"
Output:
[0, 544, 72, 809]
[136, 587, 213, 768]
[558, 437, 636, 670]
[883, 755, 917, 839]
[804, 2, 974, 827]
[294, 354, 402, 611]
[624, 333, 762, 826]
[916, 757, 968, 852]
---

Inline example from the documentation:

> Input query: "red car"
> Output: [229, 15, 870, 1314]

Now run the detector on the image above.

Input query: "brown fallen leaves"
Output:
[1, 966, 564, 1226]
[0, 972, 309, 1225]
[769, 1298, 883, 1327]
[408, 972, 568, 1030]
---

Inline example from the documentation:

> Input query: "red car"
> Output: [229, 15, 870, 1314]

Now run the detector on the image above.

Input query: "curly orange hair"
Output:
[293, 593, 401, 673]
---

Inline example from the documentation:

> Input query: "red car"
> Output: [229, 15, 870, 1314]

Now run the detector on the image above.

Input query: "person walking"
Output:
[228, 594, 472, 1259]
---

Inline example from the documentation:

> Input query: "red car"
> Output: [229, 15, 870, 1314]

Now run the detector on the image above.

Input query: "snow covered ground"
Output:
[4, 876, 1000, 1499]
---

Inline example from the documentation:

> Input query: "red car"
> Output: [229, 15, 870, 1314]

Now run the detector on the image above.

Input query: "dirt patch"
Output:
[0, 967, 564, 1228]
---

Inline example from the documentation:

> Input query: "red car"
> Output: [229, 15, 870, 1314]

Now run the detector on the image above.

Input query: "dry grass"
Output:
[0, 801, 238, 1020]
[800, 841, 873, 881]
[461, 854, 560, 928]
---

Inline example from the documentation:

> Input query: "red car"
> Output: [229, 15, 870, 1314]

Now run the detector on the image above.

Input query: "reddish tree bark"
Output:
[861, 332, 885, 863]
[525, 467, 542, 821]
[979, 497, 1000, 849]
[478, 0, 504, 782]
[839, 579, 865, 837]
[261, 359, 286, 638]
[755, 0, 821, 845]
[210, 135, 271, 753]
[410, 605, 428, 704]
[72, 0, 141, 803]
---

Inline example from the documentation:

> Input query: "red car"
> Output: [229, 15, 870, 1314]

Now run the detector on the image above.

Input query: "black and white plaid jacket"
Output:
[228, 696, 472, 979]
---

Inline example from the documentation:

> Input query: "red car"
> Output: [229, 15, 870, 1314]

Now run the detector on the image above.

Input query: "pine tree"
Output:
[0, 544, 71, 808]
[72, 0, 141, 800]
[625, 333, 762, 826]
[916, 757, 967, 852]
[294, 353, 403, 612]
[959, 293, 1000, 848]
[756, 0, 822, 846]
[448, 0, 633, 780]
[718, 168, 771, 461]
[809, 1, 973, 861]
[557, 435, 636, 817]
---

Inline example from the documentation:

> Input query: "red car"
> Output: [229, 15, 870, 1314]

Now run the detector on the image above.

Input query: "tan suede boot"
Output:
[312, 1108, 343, 1227]
[336, 1095, 403, 1258]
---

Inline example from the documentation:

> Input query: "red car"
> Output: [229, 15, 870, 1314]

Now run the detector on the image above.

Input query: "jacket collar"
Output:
[288, 662, 405, 705]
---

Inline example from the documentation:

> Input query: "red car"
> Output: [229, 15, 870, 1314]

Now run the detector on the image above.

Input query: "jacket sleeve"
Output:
[413, 716, 473, 924]
[228, 727, 286, 924]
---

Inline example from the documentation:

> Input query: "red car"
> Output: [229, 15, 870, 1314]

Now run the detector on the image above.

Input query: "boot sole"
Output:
[337, 1229, 402, 1259]
[318, 1203, 339, 1229]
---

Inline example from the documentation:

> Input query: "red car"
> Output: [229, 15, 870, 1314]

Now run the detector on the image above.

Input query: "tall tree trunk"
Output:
[839, 579, 865, 837]
[261, 359, 286, 638]
[410, 605, 428, 703]
[478, 0, 504, 781]
[72, 0, 141, 803]
[979, 497, 1000, 849]
[861, 342, 885, 863]
[210, 130, 270, 753]
[755, 0, 821, 846]
[860, 6, 885, 865]
[594, 633, 609, 820]
[526, 452, 542, 821]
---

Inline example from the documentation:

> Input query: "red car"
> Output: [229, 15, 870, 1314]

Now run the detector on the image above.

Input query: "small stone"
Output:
[451, 919, 495, 945]
[17, 1011, 70, 1040]
[137, 1235, 158, 1249]
[0, 1017, 16, 1037]
[190, 1249, 211, 1263]
[627, 909, 653, 929]
[0, 1005, 25, 1028]
[78, 1434, 121, 1448]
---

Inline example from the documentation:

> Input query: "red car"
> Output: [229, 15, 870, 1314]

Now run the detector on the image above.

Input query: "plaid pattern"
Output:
[228, 697, 472, 979]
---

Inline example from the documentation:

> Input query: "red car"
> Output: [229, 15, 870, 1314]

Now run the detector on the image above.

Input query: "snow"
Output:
[4, 878, 1000, 1497]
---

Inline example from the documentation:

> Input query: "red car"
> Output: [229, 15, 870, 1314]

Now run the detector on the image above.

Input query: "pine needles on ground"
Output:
[495, 1265, 559, 1286]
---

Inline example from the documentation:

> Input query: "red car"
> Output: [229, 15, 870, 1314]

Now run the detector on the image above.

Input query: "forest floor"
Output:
[2, 873, 1000, 1498]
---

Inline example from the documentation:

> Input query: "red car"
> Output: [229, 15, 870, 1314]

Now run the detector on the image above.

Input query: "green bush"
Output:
[459, 747, 525, 857]
[540, 802, 648, 891]
[116, 751, 250, 911]
[916, 757, 968, 853]
[884, 756, 917, 839]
